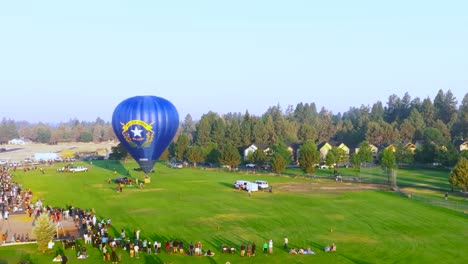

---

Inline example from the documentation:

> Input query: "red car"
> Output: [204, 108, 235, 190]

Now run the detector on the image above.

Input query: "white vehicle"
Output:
[245, 163, 256, 168]
[254, 180, 269, 190]
[171, 163, 183, 169]
[69, 166, 88, 172]
[234, 180, 248, 189]
[245, 182, 258, 192]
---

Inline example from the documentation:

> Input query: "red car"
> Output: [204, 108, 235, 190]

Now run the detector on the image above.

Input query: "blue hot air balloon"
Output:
[112, 96, 179, 174]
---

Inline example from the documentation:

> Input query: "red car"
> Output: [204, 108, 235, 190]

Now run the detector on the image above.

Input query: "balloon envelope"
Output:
[112, 96, 179, 174]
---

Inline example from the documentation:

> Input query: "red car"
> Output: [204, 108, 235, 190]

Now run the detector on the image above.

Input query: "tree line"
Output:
[168, 89, 467, 167]
[2, 89, 467, 169]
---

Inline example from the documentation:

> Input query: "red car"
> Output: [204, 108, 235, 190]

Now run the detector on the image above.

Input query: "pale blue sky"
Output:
[0, 0, 466, 123]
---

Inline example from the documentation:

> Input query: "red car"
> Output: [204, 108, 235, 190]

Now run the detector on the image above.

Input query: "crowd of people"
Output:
[2, 164, 339, 262]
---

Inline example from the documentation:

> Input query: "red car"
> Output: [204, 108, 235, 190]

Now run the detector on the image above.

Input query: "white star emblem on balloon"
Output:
[131, 126, 143, 137]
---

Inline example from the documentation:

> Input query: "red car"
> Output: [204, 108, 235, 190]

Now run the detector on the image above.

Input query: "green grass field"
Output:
[1, 161, 467, 264]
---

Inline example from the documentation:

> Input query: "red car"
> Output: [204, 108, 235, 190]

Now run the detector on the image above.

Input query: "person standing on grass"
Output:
[269, 239, 273, 254]
[445, 192, 448, 200]
[284, 236, 288, 249]
[263, 242, 268, 253]
[111, 247, 118, 264]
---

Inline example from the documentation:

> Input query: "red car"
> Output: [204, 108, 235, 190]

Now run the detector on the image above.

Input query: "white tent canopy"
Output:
[34, 153, 58, 160]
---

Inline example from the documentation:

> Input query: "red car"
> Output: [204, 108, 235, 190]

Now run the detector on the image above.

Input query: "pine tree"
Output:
[271, 153, 287, 173]
[449, 158, 468, 192]
[32, 213, 56, 253]
[219, 144, 241, 168]
[298, 140, 319, 174]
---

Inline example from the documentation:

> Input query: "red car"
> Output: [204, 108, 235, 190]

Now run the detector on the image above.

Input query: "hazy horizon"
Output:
[1, 1, 466, 123]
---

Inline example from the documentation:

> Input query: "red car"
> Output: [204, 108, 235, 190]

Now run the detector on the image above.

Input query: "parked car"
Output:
[114, 177, 129, 184]
[245, 164, 256, 168]
[234, 180, 248, 189]
[319, 164, 329, 169]
[69, 166, 88, 172]
[254, 180, 269, 190]
[336, 162, 351, 168]
[171, 163, 183, 169]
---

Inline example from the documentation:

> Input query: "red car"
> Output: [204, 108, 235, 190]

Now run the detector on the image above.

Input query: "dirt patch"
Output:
[275, 182, 390, 193]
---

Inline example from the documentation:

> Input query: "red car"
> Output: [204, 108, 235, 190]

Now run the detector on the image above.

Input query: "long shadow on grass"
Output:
[143, 254, 164, 264]
[86, 160, 125, 174]
[218, 182, 234, 189]
[339, 253, 374, 264]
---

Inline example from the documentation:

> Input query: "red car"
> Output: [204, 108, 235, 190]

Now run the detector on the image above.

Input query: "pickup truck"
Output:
[69, 166, 88, 172]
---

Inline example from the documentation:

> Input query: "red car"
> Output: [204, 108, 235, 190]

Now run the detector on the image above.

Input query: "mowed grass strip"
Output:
[1, 161, 467, 264]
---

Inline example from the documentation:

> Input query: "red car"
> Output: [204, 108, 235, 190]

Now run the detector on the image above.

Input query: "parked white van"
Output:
[234, 180, 248, 189]
[254, 180, 269, 190]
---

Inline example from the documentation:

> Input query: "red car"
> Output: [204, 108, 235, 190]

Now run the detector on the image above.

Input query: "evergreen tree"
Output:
[186, 146, 205, 167]
[297, 123, 316, 142]
[399, 120, 416, 142]
[250, 148, 267, 165]
[298, 140, 319, 174]
[0, 118, 19, 143]
[357, 141, 373, 164]
[219, 144, 241, 168]
[35, 124, 52, 143]
[406, 108, 426, 140]
[350, 153, 361, 174]
[370, 101, 384, 122]
[181, 114, 196, 142]
[395, 143, 414, 165]
[206, 146, 221, 165]
[449, 158, 468, 192]
[211, 118, 226, 147]
[263, 115, 277, 144]
[414, 142, 437, 164]
[240, 111, 253, 146]
[252, 119, 268, 145]
[168, 142, 177, 159]
[271, 142, 292, 164]
[436, 143, 458, 167]
[32, 213, 56, 253]
[452, 93, 468, 139]
[194, 117, 211, 147]
[175, 134, 190, 161]
[380, 148, 396, 184]
[384, 94, 401, 123]
[420, 97, 436, 127]
[108, 143, 129, 160]
[271, 153, 287, 173]
[434, 89, 458, 126]
[225, 121, 241, 147]
[316, 108, 335, 143]
[325, 151, 336, 168]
